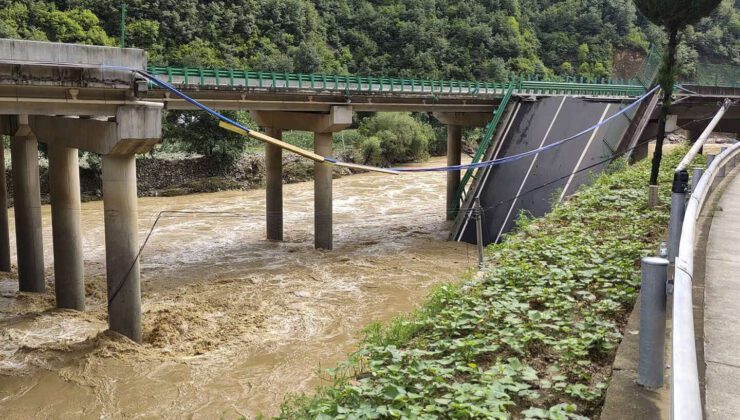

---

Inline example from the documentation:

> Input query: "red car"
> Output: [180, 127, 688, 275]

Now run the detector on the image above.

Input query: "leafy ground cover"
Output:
[278, 148, 689, 419]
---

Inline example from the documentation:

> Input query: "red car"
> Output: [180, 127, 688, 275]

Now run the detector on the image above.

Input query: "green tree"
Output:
[632, 0, 722, 185]
[163, 111, 245, 164]
[356, 113, 433, 166]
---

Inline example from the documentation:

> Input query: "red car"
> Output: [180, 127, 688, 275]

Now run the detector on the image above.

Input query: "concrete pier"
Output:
[446, 124, 462, 220]
[102, 154, 141, 342]
[10, 117, 45, 292]
[314, 132, 333, 250]
[0, 39, 161, 342]
[48, 145, 84, 310]
[433, 113, 491, 221]
[251, 106, 352, 250]
[0, 140, 10, 272]
[265, 127, 283, 241]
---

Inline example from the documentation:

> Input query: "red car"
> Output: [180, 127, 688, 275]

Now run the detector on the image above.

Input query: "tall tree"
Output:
[632, 0, 721, 186]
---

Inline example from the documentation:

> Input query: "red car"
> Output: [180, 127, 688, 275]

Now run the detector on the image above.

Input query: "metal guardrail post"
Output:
[638, 256, 669, 388]
[668, 170, 689, 260]
[706, 154, 716, 193]
[474, 197, 484, 269]
[717, 147, 728, 178]
[691, 167, 703, 194]
[706, 153, 716, 168]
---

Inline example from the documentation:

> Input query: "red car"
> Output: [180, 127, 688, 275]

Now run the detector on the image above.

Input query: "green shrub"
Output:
[356, 113, 433, 165]
[354, 136, 382, 165]
[427, 126, 448, 156]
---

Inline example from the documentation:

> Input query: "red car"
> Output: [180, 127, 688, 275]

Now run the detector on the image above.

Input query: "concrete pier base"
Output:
[0, 144, 10, 272]
[314, 132, 333, 250]
[102, 154, 141, 342]
[10, 122, 45, 292]
[265, 127, 283, 241]
[48, 145, 85, 310]
[446, 124, 462, 220]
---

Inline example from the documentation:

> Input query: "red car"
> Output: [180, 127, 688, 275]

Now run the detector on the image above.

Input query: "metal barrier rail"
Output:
[454, 83, 515, 208]
[145, 66, 646, 98]
[672, 142, 740, 420]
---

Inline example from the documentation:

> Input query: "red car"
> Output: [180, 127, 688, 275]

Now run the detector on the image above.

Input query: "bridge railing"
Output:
[454, 83, 516, 209]
[671, 141, 740, 420]
[680, 62, 739, 88]
[146, 66, 646, 98]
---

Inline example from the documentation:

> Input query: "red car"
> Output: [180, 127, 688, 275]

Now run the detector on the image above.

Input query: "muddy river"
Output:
[0, 156, 473, 419]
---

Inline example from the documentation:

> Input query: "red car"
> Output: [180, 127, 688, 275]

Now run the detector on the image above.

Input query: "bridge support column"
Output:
[314, 132, 333, 250]
[10, 117, 45, 292]
[103, 154, 141, 342]
[432, 113, 490, 221]
[48, 144, 84, 310]
[446, 124, 462, 220]
[265, 127, 283, 241]
[0, 118, 11, 272]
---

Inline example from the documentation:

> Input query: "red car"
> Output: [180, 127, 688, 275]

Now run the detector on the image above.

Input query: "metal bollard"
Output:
[718, 147, 728, 178]
[691, 167, 703, 194]
[706, 153, 716, 168]
[706, 154, 716, 192]
[638, 256, 669, 388]
[668, 171, 688, 261]
[474, 198, 484, 269]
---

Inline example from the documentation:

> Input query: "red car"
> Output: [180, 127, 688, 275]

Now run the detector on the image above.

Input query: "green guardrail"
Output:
[680, 62, 739, 88]
[452, 83, 516, 213]
[146, 66, 646, 98]
[147, 66, 509, 94]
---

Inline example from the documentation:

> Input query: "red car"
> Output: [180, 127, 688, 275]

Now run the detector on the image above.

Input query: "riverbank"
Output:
[278, 150, 688, 418]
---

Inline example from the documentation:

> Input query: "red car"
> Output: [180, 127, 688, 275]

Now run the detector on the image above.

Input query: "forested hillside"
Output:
[0, 0, 737, 81]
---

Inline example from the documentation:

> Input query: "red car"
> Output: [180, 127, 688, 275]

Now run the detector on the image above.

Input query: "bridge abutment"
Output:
[47, 144, 85, 310]
[10, 116, 45, 293]
[265, 128, 283, 241]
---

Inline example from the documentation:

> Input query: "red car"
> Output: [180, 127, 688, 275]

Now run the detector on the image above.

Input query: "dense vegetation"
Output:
[278, 148, 689, 419]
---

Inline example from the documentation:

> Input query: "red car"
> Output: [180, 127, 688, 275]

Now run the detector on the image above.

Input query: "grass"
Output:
[276, 148, 691, 419]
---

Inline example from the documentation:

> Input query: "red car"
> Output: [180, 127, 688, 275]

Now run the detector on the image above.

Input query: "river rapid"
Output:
[0, 156, 473, 419]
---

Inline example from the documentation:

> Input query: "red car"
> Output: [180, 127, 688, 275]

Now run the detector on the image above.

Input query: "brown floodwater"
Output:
[0, 156, 474, 419]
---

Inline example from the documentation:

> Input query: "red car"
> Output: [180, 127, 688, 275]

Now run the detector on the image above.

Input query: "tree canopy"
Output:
[632, 0, 722, 186]
[634, 0, 722, 30]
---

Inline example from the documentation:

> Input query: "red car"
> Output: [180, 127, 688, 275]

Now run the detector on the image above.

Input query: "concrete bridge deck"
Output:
[703, 168, 740, 419]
